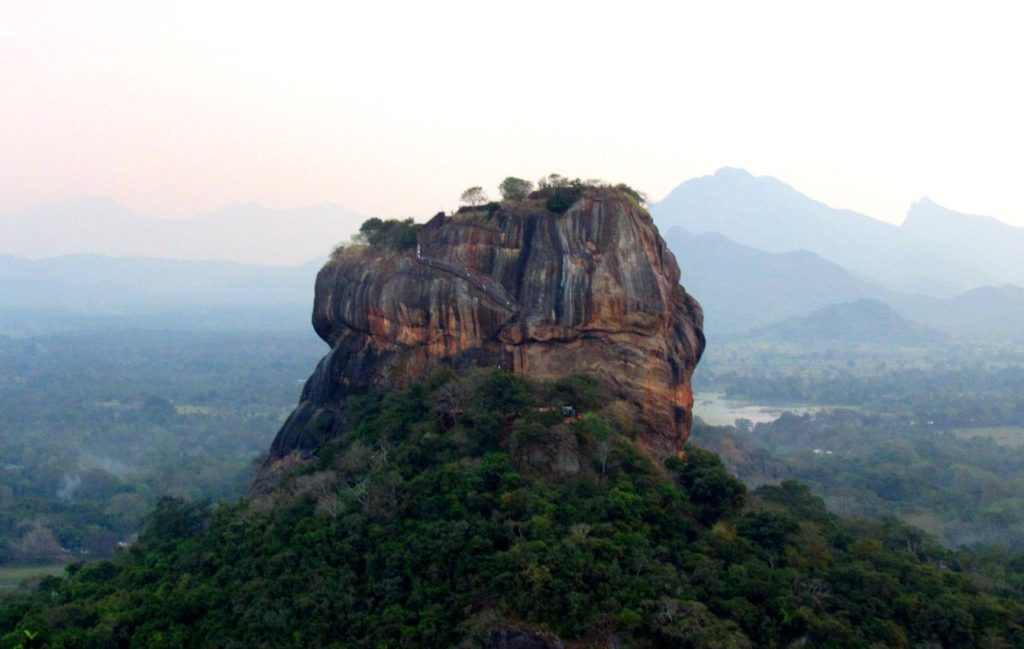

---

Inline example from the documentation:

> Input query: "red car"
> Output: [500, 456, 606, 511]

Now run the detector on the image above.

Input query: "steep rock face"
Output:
[264, 188, 704, 476]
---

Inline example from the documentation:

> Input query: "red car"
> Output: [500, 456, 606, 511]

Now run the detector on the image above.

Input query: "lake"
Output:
[693, 391, 827, 427]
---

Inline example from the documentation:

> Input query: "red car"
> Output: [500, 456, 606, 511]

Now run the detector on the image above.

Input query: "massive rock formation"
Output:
[263, 186, 704, 478]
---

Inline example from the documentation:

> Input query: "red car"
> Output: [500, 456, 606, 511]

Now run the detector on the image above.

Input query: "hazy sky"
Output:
[2, 0, 1022, 225]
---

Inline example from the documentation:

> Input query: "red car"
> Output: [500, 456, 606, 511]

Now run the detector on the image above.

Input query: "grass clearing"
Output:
[954, 426, 1024, 448]
[0, 564, 66, 592]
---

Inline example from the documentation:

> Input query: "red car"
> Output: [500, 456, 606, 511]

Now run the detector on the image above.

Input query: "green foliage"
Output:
[13, 628, 39, 649]
[3, 371, 1024, 648]
[695, 342, 1024, 547]
[614, 183, 648, 206]
[531, 174, 646, 215]
[0, 330, 324, 566]
[498, 177, 533, 201]
[543, 188, 581, 214]
[697, 408, 1024, 548]
[667, 447, 746, 525]
[547, 373, 605, 411]
[140, 497, 211, 547]
[353, 217, 421, 250]
[455, 173, 650, 216]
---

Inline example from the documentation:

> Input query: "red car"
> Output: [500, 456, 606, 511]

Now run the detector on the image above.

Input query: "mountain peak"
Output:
[713, 166, 755, 179]
[904, 197, 1022, 232]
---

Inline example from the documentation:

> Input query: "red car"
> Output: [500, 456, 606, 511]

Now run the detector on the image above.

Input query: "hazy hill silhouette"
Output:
[663, 228, 891, 335]
[0, 197, 363, 266]
[749, 299, 946, 345]
[651, 168, 1007, 295]
[895, 284, 1024, 343]
[902, 197, 1024, 286]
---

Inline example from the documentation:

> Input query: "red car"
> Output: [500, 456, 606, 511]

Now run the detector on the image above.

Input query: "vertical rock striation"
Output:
[260, 187, 704, 484]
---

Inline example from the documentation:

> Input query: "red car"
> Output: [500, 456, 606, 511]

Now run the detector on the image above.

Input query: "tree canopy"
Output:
[353, 217, 420, 250]
[498, 177, 533, 201]
[460, 186, 488, 207]
[3, 370, 1023, 648]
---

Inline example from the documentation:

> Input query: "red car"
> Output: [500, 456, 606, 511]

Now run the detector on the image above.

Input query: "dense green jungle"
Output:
[0, 329, 324, 568]
[1, 325, 1023, 647]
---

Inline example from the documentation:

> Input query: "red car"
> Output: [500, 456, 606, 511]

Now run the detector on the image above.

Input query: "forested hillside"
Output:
[3, 371, 1022, 648]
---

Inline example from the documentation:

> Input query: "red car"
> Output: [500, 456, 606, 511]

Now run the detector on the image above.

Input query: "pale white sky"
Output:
[2, 0, 1022, 225]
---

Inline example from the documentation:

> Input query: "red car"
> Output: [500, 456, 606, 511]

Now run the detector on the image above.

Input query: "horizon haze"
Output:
[2, 1, 1022, 226]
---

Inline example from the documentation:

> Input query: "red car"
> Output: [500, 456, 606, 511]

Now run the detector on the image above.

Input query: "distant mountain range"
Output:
[0, 255, 321, 335]
[0, 197, 363, 266]
[0, 254, 320, 308]
[901, 198, 1024, 289]
[894, 284, 1024, 343]
[651, 168, 1023, 344]
[2, 172, 1020, 343]
[663, 228, 1024, 344]
[663, 227, 1024, 344]
[4, 238, 1015, 343]
[663, 228, 891, 335]
[651, 168, 1021, 295]
[736, 290, 1024, 346]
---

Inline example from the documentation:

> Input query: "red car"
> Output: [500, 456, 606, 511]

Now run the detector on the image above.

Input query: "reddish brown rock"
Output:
[264, 187, 704, 472]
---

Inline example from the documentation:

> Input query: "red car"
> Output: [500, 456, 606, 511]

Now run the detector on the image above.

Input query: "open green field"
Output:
[954, 425, 1024, 447]
[0, 565, 65, 593]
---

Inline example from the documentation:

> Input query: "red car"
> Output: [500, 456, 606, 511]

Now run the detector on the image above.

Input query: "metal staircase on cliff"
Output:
[416, 243, 519, 315]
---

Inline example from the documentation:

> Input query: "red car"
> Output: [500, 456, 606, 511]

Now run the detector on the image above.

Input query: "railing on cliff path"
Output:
[416, 242, 519, 315]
